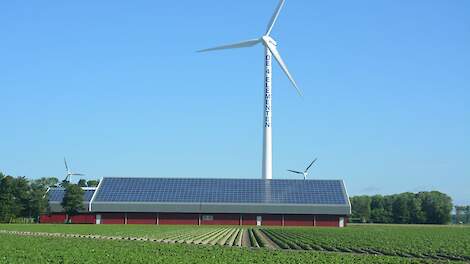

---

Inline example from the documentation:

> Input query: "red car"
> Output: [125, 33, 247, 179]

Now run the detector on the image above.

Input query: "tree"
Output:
[350, 196, 371, 223]
[77, 179, 87, 187]
[0, 176, 15, 223]
[29, 181, 48, 221]
[370, 195, 393, 223]
[455, 206, 469, 224]
[392, 195, 411, 224]
[60, 180, 70, 188]
[418, 191, 453, 224]
[0, 173, 89, 223]
[351, 191, 452, 225]
[389, 192, 426, 224]
[34, 177, 59, 188]
[12, 177, 32, 218]
[405, 194, 425, 224]
[86, 180, 99, 187]
[61, 184, 84, 223]
[465, 206, 470, 224]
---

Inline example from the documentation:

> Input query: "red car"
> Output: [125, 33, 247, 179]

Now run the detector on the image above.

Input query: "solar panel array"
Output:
[48, 188, 95, 202]
[93, 178, 348, 205]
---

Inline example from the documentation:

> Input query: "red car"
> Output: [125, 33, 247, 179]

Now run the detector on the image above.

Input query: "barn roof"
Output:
[48, 188, 96, 202]
[90, 178, 351, 215]
[47, 187, 96, 213]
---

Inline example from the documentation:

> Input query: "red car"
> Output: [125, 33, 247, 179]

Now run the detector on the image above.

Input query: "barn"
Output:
[41, 187, 97, 224]
[41, 177, 351, 227]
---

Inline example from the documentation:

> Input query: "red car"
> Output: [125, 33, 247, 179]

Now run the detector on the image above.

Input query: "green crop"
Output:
[1, 224, 468, 263]
[262, 224, 470, 261]
[0, 233, 440, 264]
[0, 223, 215, 240]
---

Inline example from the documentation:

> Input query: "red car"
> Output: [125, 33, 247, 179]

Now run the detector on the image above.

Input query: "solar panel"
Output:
[48, 188, 95, 202]
[93, 178, 348, 205]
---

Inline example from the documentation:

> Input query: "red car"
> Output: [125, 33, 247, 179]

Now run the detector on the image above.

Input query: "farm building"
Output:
[41, 177, 351, 227]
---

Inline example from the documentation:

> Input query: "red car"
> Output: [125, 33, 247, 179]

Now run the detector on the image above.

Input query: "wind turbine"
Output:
[63, 157, 84, 183]
[199, 0, 302, 180]
[288, 158, 317, 180]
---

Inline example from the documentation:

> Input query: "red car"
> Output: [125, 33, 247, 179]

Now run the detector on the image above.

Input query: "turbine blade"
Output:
[265, 42, 303, 96]
[305, 158, 318, 172]
[64, 158, 69, 171]
[287, 169, 303, 175]
[197, 39, 261, 53]
[73, 174, 85, 176]
[266, 0, 286, 36]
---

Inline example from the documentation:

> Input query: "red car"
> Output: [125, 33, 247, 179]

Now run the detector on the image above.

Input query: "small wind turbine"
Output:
[63, 157, 84, 183]
[199, 0, 302, 180]
[288, 158, 317, 180]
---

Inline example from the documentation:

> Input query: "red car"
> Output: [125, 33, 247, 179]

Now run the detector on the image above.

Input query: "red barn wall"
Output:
[284, 214, 314, 226]
[40, 212, 347, 227]
[159, 213, 198, 225]
[202, 214, 239, 225]
[40, 214, 66, 224]
[315, 215, 339, 227]
[241, 214, 257, 226]
[127, 213, 157, 225]
[101, 213, 125, 224]
[261, 214, 282, 226]
[70, 214, 96, 224]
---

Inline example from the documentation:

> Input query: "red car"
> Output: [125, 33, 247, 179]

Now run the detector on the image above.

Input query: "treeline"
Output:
[455, 206, 470, 224]
[78, 179, 99, 188]
[350, 191, 453, 225]
[0, 173, 55, 222]
[0, 172, 97, 223]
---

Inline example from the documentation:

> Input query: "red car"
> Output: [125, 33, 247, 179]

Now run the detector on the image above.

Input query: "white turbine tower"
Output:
[199, 0, 301, 180]
[288, 158, 318, 180]
[63, 157, 85, 183]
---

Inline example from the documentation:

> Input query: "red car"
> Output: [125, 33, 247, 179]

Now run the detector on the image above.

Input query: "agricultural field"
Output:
[0, 224, 469, 263]
[0, 224, 214, 240]
[0, 232, 447, 264]
[261, 225, 470, 262]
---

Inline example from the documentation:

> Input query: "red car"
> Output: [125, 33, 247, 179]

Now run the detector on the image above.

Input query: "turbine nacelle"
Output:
[262, 36, 277, 47]
[288, 158, 318, 180]
[63, 157, 85, 183]
[302, 172, 308, 180]
[197, 0, 301, 96]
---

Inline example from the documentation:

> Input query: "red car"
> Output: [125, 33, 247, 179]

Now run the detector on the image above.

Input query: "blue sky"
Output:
[0, 0, 469, 204]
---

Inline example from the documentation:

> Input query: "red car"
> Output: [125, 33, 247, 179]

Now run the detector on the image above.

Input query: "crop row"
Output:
[159, 227, 274, 249]
[261, 228, 470, 262]
[0, 223, 216, 240]
[3, 224, 468, 262]
[142, 227, 245, 247]
[2, 232, 431, 264]
[5, 226, 462, 262]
